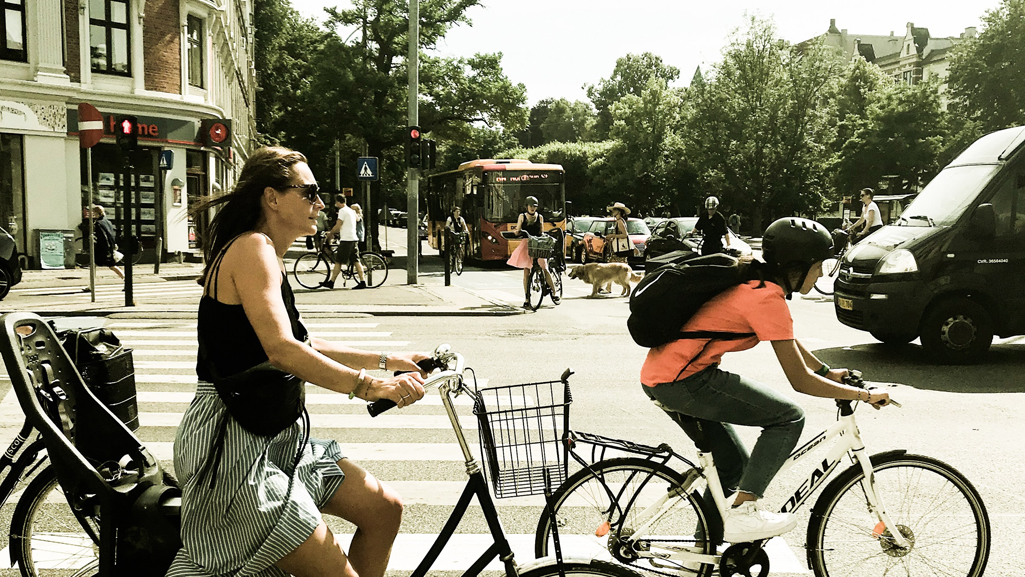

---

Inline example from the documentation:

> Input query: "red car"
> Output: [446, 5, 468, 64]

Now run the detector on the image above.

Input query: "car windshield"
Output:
[672, 218, 698, 234]
[895, 165, 1001, 227]
[627, 220, 650, 235]
[570, 218, 594, 233]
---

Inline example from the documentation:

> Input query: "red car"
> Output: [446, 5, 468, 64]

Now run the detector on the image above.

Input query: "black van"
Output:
[834, 126, 1025, 363]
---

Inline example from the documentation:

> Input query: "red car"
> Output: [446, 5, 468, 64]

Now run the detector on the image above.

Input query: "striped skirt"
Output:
[166, 382, 346, 577]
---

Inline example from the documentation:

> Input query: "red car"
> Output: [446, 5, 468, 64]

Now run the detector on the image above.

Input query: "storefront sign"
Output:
[67, 108, 203, 146]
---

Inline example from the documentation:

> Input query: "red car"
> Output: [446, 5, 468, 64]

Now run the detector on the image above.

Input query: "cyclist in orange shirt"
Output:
[640, 217, 890, 543]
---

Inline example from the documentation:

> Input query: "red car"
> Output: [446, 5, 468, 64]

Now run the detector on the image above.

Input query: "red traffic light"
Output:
[119, 118, 134, 135]
[410, 128, 421, 140]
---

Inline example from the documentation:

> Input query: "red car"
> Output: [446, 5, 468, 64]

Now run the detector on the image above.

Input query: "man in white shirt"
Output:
[322, 195, 367, 289]
[849, 188, 883, 243]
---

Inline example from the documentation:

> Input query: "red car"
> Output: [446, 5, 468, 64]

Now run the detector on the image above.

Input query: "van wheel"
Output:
[0, 265, 10, 300]
[920, 299, 993, 364]
[870, 330, 916, 345]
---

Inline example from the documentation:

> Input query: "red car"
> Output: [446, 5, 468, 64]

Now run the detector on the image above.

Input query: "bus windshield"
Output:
[484, 170, 564, 223]
[895, 164, 1001, 227]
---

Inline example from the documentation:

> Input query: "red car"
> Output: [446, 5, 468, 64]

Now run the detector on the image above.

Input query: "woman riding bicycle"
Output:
[507, 196, 559, 309]
[169, 147, 429, 577]
[446, 206, 471, 254]
[639, 217, 890, 543]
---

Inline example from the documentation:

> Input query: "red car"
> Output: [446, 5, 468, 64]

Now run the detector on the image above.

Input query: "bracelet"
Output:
[815, 363, 830, 376]
[349, 368, 367, 400]
[379, 351, 389, 370]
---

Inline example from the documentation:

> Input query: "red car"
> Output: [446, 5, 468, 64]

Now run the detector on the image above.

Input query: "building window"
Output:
[187, 15, 204, 88]
[1, 0, 27, 61]
[89, 0, 131, 75]
[0, 133, 26, 251]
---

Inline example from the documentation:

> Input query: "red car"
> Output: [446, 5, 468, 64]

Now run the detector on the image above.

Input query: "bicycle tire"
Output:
[528, 266, 546, 310]
[360, 252, 388, 288]
[807, 452, 990, 577]
[812, 256, 841, 296]
[519, 559, 649, 577]
[11, 466, 101, 577]
[552, 267, 563, 304]
[454, 244, 464, 275]
[293, 252, 330, 289]
[535, 458, 717, 577]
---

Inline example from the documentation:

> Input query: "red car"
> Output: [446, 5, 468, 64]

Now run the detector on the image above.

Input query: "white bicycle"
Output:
[534, 371, 991, 577]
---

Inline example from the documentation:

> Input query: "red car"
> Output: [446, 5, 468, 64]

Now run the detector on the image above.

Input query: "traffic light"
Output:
[408, 126, 422, 169]
[116, 115, 138, 151]
[423, 139, 437, 169]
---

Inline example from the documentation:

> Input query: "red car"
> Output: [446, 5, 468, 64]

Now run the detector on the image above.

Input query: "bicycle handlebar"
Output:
[842, 369, 901, 408]
[367, 347, 465, 417]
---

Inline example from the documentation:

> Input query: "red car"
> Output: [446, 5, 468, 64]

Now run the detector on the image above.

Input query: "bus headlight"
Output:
[484, 233, 499, 244]
[877, 249, 918, 275]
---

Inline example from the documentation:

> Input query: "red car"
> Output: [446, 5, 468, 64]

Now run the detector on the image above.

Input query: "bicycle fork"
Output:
[849, 439, 912, 550]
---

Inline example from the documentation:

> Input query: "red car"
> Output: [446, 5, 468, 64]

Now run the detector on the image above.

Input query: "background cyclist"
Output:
[640, 217, 889, 543]
[847, 187, 883, 243]
[446, 206, 471, 254]
[692, 196, 731, 256]
[506, 196, 559, 309]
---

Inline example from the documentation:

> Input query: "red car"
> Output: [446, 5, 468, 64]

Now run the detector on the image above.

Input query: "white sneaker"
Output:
[723, 501, 797, 542]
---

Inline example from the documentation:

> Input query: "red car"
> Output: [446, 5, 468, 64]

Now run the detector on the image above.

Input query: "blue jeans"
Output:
[642, 365, 805, 498]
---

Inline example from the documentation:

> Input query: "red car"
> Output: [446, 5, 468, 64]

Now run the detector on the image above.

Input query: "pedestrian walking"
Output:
[323, 195, 367, 289]
[167, 146, 431, 577]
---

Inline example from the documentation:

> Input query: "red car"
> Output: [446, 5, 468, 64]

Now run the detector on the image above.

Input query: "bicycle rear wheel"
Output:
[535, 458, 717, 577]
[528, 266, 546, 310]
[520, 559, 649, 577]
[12, 466, 100, 577]
[807, 453, 990, 577]
[813, 256, 842, 296]
[360, 252, 388, 288]
[293, 253, 330, 289]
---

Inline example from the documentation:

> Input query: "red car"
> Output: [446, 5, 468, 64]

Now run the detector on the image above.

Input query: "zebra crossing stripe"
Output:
[120, 331, 394, 338]
[123, 340, 411, 347]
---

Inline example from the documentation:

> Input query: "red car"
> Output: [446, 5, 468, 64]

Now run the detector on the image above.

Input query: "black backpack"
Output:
[627, 253, 755, 348]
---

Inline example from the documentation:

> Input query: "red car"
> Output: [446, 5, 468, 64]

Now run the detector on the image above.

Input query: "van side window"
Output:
[989, 169, 1025, 237]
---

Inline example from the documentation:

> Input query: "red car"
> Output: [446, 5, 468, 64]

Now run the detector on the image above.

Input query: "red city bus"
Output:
[425, 159, 566, 261]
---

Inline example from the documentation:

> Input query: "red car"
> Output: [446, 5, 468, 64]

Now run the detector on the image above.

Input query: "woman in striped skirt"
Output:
[167, 146, 429, 577]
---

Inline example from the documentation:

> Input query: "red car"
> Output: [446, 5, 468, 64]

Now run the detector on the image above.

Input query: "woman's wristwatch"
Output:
[379, 351, 389, 370]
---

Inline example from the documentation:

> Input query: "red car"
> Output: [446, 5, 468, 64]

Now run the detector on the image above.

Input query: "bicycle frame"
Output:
[570, 402, 910, 568]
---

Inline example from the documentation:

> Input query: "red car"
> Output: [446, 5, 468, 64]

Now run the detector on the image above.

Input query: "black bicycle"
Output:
[526, 229, 566, 311]
[293, 232, 388, 289]
[448, 230, 468, 275]
[813, 228, 852, 296]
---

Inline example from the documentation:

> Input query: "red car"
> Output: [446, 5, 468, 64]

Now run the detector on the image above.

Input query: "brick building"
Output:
[0, 0, 255, 269]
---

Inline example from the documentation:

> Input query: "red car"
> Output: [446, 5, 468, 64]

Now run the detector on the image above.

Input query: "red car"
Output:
[580, 218, 650, 265]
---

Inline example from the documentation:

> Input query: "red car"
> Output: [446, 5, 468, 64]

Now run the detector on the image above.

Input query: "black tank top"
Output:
[196, 235, 308, 382]
[522, 213, 542, 236]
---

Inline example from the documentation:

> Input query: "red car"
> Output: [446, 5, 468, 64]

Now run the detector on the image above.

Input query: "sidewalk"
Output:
[1, 234, 521, 318]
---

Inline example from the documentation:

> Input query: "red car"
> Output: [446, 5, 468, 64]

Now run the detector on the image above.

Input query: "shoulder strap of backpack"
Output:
[677, 331, 755, 340]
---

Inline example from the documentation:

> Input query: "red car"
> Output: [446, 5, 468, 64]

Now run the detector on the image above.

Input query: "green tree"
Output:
[516, 99, 554, 148]
[586, 53, 680, 139]
[947, 0, 1025, 134]
[687, 17, 843, 230]
[499, 140, 616, 215]
[540, 99, 596, 143]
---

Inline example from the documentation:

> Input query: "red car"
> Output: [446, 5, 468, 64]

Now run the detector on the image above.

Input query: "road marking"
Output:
[122, 340, 411, 347]
[119, 331, 393, 338]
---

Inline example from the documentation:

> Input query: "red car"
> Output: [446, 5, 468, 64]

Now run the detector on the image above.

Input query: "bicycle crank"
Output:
[720, 542, 769, 577]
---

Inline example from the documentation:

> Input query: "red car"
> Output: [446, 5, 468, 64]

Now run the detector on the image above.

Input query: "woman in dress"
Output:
[507, 196, 559, 309]
[606, 202, 633, 263]
[168, 146, 428, 577]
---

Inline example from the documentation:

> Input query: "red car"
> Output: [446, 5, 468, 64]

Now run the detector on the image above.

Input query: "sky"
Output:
[288, 0, 1003, 105]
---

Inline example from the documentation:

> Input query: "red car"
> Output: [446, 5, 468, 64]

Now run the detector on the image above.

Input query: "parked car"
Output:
[0, 226, 23, 300]
[580, 217, 650, 266]
[643, 217, 752, 264]
[388, 208, 408, 227]
[564, 216, 597, 262]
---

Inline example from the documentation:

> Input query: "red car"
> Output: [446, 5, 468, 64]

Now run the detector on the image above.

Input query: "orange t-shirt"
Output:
[640, 281, 794, 386]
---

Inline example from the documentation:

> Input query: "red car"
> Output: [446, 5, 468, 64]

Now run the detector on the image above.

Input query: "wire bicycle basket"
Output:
[473, 379, 571, 498]
[527, 236, 556, 259]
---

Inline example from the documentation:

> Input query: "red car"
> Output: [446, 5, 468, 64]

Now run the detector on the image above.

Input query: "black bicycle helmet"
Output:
[761, 217, 833, 297]
[525, 196, 539, 207]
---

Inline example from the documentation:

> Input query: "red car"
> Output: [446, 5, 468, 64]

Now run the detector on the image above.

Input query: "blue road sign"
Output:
[159, 150, 174, 170]
[356, 157, 379, 181]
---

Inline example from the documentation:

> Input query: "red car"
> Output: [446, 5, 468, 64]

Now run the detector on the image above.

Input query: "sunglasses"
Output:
[281, 183, 321, 203]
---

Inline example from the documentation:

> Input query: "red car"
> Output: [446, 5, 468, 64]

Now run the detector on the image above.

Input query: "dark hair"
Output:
[190, 146, 307, 284]
[336, 194, 347, 206]
[860, 187, 875, 199]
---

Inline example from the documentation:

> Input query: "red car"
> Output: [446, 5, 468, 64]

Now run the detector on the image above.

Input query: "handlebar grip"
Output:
[370, 357, 446, 417]
[367, 398, 397, 417]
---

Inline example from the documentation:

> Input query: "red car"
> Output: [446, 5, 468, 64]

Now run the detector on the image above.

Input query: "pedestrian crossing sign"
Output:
[357, 157, 379, 181]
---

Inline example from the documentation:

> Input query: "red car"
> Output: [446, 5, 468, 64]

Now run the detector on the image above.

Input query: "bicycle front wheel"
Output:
[528, 266, 546, 310]
[813, 256, 841, 296]
[360, 252, 388, 288]
[535, 458, 717, 577]
[293, 253, 330, 289]
[807, 453, 990, 577]
[520, 559, 649, 577]
[454, 244, 464, 275]
[12, 466, 101, 577]
[552, 268, 563, 304]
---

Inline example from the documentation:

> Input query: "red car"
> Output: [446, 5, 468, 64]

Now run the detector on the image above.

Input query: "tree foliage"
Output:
[586, 53, 680, 139]
[947, 0, 1025, 134]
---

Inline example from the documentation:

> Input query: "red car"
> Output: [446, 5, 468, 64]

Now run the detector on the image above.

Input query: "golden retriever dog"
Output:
[568, 263, 643, 297]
